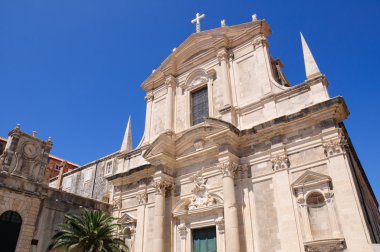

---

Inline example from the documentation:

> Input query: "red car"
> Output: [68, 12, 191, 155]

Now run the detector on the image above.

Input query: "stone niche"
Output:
[292, 170, 346, 252]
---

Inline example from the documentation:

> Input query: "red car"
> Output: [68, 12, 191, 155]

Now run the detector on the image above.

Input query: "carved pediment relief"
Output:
[292, 170, 332, 192]
[173, 170, 223, 217]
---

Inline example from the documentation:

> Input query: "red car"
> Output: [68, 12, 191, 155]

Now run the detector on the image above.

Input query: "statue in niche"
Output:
[189, 169, 216, 210]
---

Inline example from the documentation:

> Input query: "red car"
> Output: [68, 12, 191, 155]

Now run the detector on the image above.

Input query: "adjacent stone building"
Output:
[0, 14, 379, 252]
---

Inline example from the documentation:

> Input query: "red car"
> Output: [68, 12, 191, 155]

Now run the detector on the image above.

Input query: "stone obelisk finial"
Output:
[120, 116, 133, 152]
[301, 32, 322, 80]
[191, 13, 206, 33]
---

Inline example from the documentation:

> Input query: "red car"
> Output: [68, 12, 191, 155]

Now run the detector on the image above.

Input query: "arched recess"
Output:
[0, 210, 22, 252]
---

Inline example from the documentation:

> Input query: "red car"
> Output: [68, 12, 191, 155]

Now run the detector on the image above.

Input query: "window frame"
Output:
[190, 86, 209, 126]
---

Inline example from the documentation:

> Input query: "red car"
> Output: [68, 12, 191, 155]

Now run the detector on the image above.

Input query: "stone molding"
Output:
[217, 161, 238, 178]
[270, 155, 290, 171]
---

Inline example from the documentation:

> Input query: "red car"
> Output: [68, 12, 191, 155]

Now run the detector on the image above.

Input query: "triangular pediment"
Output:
[292, 170, 331, 190]
[141, 20, 271, 91]
[118, 213, 136, 224]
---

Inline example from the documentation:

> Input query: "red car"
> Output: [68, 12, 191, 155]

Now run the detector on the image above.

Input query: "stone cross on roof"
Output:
[191, 13, 205, 33]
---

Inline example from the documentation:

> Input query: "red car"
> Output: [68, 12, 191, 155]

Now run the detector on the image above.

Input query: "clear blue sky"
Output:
[0, 1, 379, 200]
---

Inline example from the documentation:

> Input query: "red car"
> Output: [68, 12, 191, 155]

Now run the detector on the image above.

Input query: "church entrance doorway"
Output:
[0, 211, 22, 252]
[192, 226, 217, 252]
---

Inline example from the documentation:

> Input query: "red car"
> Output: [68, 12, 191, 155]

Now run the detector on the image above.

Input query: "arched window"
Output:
[306, 192, 331, 239]
[0, 211, 22, 252]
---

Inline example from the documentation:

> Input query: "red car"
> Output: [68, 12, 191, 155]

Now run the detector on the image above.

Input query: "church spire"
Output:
[120, 116, 133, 152]
[300, 32, 322, 80]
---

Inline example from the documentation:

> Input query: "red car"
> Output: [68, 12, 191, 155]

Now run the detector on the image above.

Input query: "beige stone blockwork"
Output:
[0, 188, 41, 252]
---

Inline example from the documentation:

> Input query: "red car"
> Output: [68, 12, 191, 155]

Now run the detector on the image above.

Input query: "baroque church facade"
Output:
[0, 14, 379, 252]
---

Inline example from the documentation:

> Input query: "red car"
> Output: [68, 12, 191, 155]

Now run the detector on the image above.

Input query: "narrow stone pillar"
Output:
[152, 179, 170, 252]
[324, 192, 341, 237]
[135, 189, 148, 252]
[218, 160, 240, 252]
[144, 92, 154, 143]
[165, 76, 175, 131]
[177, 223, 187, 252]
[217, 48, 232, 107]
[297, 195, 313, 241]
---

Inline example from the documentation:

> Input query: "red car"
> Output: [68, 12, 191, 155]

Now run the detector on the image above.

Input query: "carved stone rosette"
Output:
[152, 179, 172, 195]
[271, 155, 290, 171]
[322, 137, 347, 157]
[177, 223, 187, 239]
[218, 161, 238, 178]
[136, 191, 148, 205]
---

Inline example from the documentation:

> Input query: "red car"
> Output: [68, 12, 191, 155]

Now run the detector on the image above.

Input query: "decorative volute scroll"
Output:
[270, 155, 290, 171]
[322, 136, 347, 157]
[113, 197, 122, 210]
[188, 169, 218, 210]
[218, 161, 238, 178]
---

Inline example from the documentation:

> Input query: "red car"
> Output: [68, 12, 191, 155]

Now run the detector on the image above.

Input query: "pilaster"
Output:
[217, 157, 240, 252]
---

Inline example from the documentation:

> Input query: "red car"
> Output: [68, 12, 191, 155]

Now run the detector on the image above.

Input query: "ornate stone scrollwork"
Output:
[188, 170, 217, 210]
[322, 137, 347, 157]
[136, 191, 148, 205]
[215, 217, 225, 233]
[152, 179, 172, 195]
[271, 155, 290, 171]
[218, 161, 239, 178]
[177, 223, 188, 239]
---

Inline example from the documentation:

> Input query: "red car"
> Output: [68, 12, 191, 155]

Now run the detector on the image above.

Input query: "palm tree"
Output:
[49, 209, 128, 252]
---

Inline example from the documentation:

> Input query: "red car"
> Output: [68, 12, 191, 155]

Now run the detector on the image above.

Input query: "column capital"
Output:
[322, 137, 347, 157]
[217, 47, 229, 61]
[177, 223, 188, 239]
[270, 154, 290, 171]
[215, 217, 225, 234]
[165, 75, 176, 88]
[152, 179, 172, 195]
[145, 91, 154, 102]
[218, 160, 238, 178]
[136, 190, 148, 205]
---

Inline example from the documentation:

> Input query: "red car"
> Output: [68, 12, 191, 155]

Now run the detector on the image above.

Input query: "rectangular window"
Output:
[192, 226, 217, 252]
[105, 161, 113, 175]
[191, 87, 209, 125]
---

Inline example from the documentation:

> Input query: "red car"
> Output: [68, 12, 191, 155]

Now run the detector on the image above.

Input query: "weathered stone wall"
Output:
[34, 188, 111, 252]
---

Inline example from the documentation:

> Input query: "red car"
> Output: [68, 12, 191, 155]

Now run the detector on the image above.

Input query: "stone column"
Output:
[217, 48, 232, 108]
[296, 194, 313, 241]
[218, 160, 240, 252]
[152, 179, 171, 252]
[165, 76, 175, 131]
[135, 189, 148, 252]
[144, 92, 154, 143]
